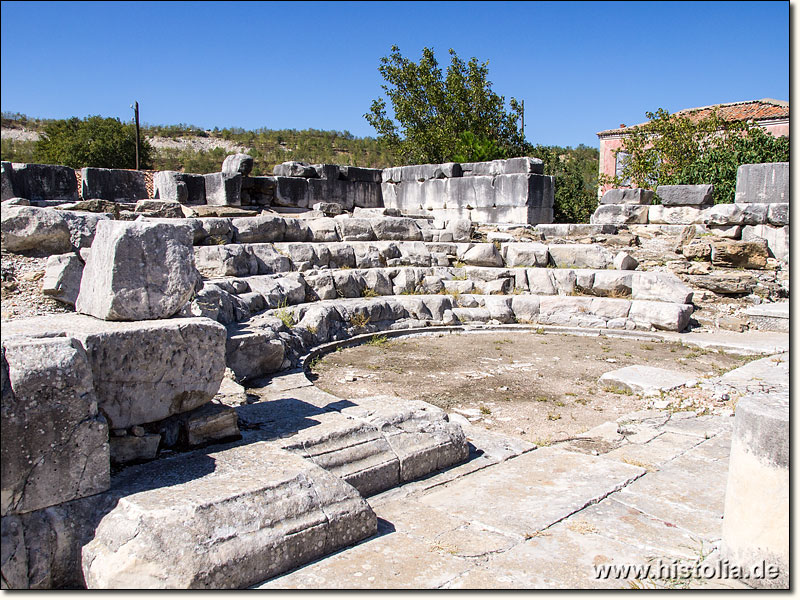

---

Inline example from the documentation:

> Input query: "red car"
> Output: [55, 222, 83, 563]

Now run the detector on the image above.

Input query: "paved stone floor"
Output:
[256, 331, 788, 590]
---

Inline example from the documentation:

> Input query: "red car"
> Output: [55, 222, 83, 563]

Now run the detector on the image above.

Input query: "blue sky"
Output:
[0, 1, 790, 148]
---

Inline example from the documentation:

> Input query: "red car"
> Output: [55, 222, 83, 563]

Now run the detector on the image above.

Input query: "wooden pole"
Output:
[133, 101, 140, 170]
[521, 99, 525, 139]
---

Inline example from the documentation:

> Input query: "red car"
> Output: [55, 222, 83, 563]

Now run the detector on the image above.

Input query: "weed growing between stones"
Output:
[275, 300, 296, 328]
[362, 287, 379, 298]
[349, 313, 371, 329]
[366, 334, 391, 347]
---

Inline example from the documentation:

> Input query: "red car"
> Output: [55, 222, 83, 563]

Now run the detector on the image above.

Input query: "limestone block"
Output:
[537, 296, 602, 327]
[247, 243, 294, 274]
[589, 297, 631, 320]
[444, 176, 495, 209]
[647, 205, 704, 225]
[134, 200, 183, 219]
[599, 365, 697, 396]
[462, 243, 503, 267]
[312, 202, 344, 216]
[152, 171, 189, 203]
[742, 224, 789, 263]
[510, 295, 540, 322]
[734, 162, 788, 203]
[628, 300, 693, 331]
[722, 393, 788, 588]
[599, 188, 654, 205]
[2, 315, 228, 430]
[493, 174, 554, 212]
[503, 242, 549, 267]
[335, 217, 375, 241]
[767, 203, 789, 227]
[5, 162, 79, 202]
[590, 204, 649, 224]
[273, 161, 318, 178]
[221, 154, 254, 177]
[710, 239, 769, 269]
[76, 221, 201, 321]
[195, 244, 257, 278]
[1, 161, 15, 201]
[686, 271, 758, 295]
[1, 492, 116, 589]
[370, 217, 423, 241]
[337, 165, 384, 183]
[59, 210, 113, 249]
[81, 167, 147, 201]
[483, 295, 514, 323]
[460, 157, 544, 176]
[273, 176, 309, 208]
[448, 218, 472, 242]
[308, 217, 340, 242]
[1, 197, 29, 206]
[1, 205, 72, 254]
[526, 269, 557, 295]
[42, 252, 84, 306]
[548, 244, 613, 269]
[631, 272, 693, 304]
[452, 307, 491, 323]
[225, 330, 286, 382]
[232, 214, 286, 243]
[81, 443, 377, 589]
[592, 271, 633, 297]
[552, 269, 577, 294]
[613, 251, 639, 271]
[204, 172, 242, 207]
[656, 184, 713, 206]
[110, 434, 161, 465]
[706, 224, 742, 239]
[1, 337, 109, 517]
[175, 402, 240, 447]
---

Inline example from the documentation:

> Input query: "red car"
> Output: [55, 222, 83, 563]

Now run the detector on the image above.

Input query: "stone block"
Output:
[548, 244, 613, 269]
[590, 204, 649, 224]
[335, 217, 376, 241]
[734, 162, 789, 203]
[444, 176, 494, 209]
[2, 315, 227, 430]
[722, 393, 788, 588]
[460, 157, 544, 176]
[1, 161, 14, 201]
[502, 242, 549, 267]
[370, 217, 423, 241]
[1, 337, 109, 516]
[1, 205, 72, 254]
[81, 168, 147, 201]
[462, 243, 504, 267]
[226, 329, 286, 382]
[599, 365, 697, 396]
[232, 214, 286, 243]
[647, 205, 704, 224]
[110, 434, 161, 465]
[81, 443, 377, 589]
[273, 176, 309, 208]
[710, 239, 769, 269]
[767, 203, 789, 227]
[203, 172, 242, 206]
[152, 171, 189, 203]
[134, 199, 183, 218]
[599, 188, 654, 205]
[6, 163, 79, 202]
[631, 272, 693, 304]
[613, 251, 639, 271]
[742, 224, 789, 263]
[656, 184, 713, 206]
[76, 220, 201, 321]
[494, 173, 554, 214]
[42, 252, 84, 306]
[338, 165, 384, 183]
[628, 300, 693, 332]
[221, 154, 254, 177]
[273, 161, 318, 178]
[58, 210, 113, 249]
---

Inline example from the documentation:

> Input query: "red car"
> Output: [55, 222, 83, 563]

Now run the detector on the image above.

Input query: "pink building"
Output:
[596, 98, 789, 196]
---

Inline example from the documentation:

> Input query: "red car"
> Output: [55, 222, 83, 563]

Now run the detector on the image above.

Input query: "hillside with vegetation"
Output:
[1, 111, 600, 223]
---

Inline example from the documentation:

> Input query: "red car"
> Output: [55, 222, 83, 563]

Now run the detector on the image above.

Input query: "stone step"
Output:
[185, 267, 693, 327]
[742, 302, 789, 332]
[237, 388, 469, 497]
[193, 240, 640, 278]
[222, 294, 694, 381]
[81, 442, 377, 588]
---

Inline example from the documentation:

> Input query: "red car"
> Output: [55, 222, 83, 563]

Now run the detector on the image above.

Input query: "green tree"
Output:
[365, 46, 526, 164]
[601, 108, 789, 204]
[34, 115, 153, 169]
[535, 144, 599, 223]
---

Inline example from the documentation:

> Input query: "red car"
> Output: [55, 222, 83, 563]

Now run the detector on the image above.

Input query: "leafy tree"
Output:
[535, 144, 599, 223]
[601, 108, 789, 203]
[365, 46, 526, 164]
[34, 115, 153, 169]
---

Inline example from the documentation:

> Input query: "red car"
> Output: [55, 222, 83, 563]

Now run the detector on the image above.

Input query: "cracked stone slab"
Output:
[612, 451, 730, 541]
[258, 529, 469, 589]
[599, 365, 697, 397]
[661, 414, 732, 438]
[716, 353, 788, 394]
[603, 431, 703, 469]
[81, 442, 376, 589]
[417, 447, 645, 538]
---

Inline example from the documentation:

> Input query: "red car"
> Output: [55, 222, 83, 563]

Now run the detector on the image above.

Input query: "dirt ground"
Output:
[309, 331, 754, 446]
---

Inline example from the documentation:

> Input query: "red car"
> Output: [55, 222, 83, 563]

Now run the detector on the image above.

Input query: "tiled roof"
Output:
[597, 99, 789, 136]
